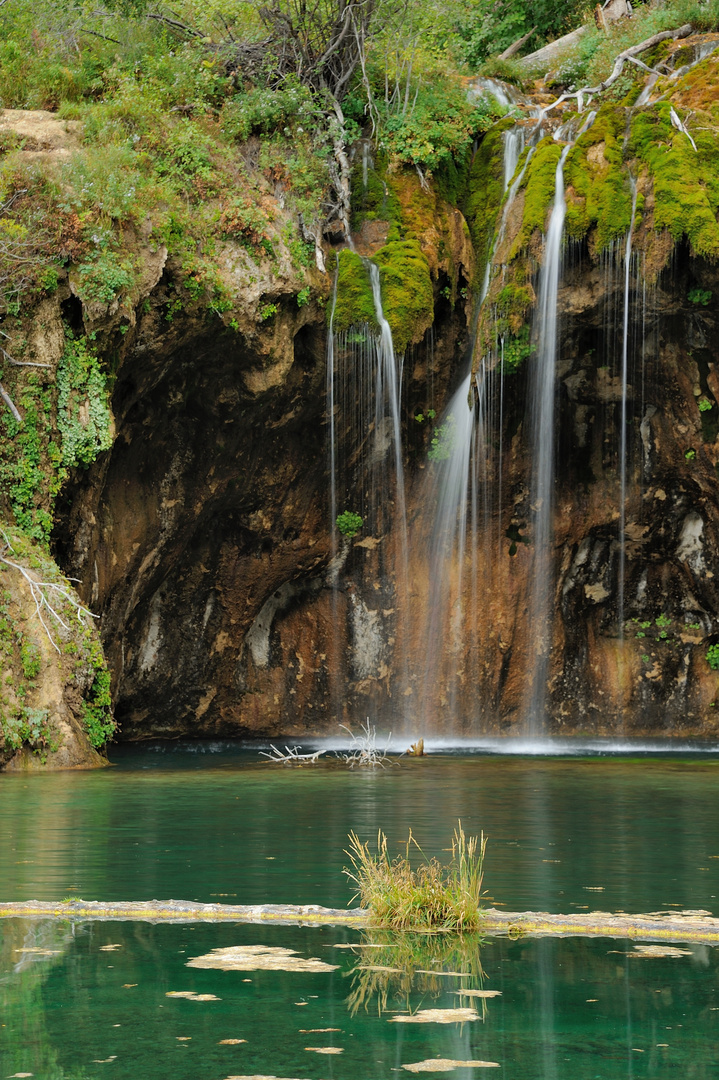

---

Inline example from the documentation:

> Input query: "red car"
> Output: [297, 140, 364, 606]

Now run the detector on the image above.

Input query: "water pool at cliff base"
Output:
[2, 743, 719, 1079]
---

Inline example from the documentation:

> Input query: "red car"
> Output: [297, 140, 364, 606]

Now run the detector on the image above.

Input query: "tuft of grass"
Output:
[345, 821, 487, 932]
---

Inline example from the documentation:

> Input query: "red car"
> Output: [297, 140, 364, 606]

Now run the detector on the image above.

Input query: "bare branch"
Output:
[0, 382, 21, 423]
[0, 550, 99, 654]
[542, 22, 694, 114]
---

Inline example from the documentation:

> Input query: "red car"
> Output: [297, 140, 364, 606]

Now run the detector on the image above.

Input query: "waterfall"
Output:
[415, 119, 532, 731]
[326, 255, 409, 722]
[618, 178, 638, 638]
[367, 261, 410, 615]
[526, 113, 595, 733]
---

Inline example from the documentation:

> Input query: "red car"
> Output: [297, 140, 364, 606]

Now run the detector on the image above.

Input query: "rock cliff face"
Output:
[7, 35, 719, 754]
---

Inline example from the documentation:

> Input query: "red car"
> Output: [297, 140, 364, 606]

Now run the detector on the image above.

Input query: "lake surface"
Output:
[2, 742, 719, 1078]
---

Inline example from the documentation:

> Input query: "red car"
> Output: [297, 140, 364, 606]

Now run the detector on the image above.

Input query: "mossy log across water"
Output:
[3, 900, 719, 943]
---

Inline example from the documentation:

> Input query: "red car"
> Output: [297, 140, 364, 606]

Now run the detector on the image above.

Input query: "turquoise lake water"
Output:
[1, 743, 719, 1078]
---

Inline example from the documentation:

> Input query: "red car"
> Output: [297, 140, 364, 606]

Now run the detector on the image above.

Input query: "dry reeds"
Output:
[344, 821, 487, 932]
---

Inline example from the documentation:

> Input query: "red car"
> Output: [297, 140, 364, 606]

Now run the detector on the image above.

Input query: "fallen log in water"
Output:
[1, 900, 719, 943]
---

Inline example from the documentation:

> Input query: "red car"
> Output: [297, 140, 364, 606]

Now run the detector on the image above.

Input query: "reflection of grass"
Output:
[346, 930, 486, 1017]
[345, 821, 487, 931]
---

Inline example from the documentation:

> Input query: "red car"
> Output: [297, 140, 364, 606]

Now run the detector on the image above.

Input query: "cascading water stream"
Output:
[367, 261, 410, 614]
[617, 177, 638, 639]
[325, 250, 410, 722]
[526, 113, 595, 734]
[416, 118, 533, 729]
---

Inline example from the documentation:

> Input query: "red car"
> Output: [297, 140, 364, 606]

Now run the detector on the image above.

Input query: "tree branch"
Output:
[542, 22, 694, 114]
[0, 382, 21, 423]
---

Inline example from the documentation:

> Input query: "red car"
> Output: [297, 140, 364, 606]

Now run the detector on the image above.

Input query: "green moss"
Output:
[496, 282, 533, 335]
[332, 249, 378, 334]
[465, 119, 513, 261]
[374, 239, 434, 354]
[564, 106, 633, 251]
[513, 139, 563, 256]
[629, 104, 719, 259]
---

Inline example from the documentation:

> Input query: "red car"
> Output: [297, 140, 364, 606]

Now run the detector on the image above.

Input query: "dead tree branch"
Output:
[542, 23, 694, 114]
[0, 543, 98, 654]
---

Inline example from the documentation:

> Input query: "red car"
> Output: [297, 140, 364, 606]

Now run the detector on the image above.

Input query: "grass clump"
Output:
[345, 821, 487, 932]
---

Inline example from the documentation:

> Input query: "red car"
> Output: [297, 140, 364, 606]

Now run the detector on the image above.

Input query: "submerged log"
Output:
[3, 899, 719, 942]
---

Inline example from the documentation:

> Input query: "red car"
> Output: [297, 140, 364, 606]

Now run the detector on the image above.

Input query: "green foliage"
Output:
[501, 325, 531, 373]
[57, 335, 113, 469]
[454, 0, 594, 65]
[344, 822, 487, 932]
[428, 413, 457, 462]
[76, 252, 134, 306]
[296, 286, 311, 308]
[259, 302, 278, 321]
[81, 654, 114, 748]
[706, 643, 719, 670]
[336, 510, 363, 538]
[689, 288, 713, 306]
[1, 706, 57, 756]
[685, 448, 697, 461]
[220, 80, 320, 142]
[20, 641, 40, 681]
[378, 76, 492, 173]
[698, 397, 714, 413]
[375, 239, 434, 354]
[0, 377, 56, 543]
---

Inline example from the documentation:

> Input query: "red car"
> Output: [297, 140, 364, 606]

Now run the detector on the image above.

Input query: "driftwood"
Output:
[520, 0, 630, 68]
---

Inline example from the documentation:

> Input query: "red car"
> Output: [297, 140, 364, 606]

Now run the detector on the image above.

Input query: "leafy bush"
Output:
[220, 80, 320, 141]
[336, 510, 363, 537]
[1, 706, 57, 756]
[689, 288, 713, 306]
[707, 643, 719, 670]
[76, 252, 134, 306]
[57, 336, 113, 469]
[378, 77, 492, 172]
[345, 822, 487, 932]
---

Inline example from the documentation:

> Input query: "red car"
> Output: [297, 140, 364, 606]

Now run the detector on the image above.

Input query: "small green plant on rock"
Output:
[706, 643, 719, 670]
[336, 511, 363, 538]
[344, 821, 487, 932]
[698, 397, 713, 413]
[688, 288, 713, 306]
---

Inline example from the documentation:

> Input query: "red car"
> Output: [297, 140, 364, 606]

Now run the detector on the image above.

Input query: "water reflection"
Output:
[346, 930, 488, 1017]
[1, 918, 718, 1078]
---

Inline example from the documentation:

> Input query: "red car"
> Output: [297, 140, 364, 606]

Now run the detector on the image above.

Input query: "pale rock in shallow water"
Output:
[187, 944, 338, 972]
